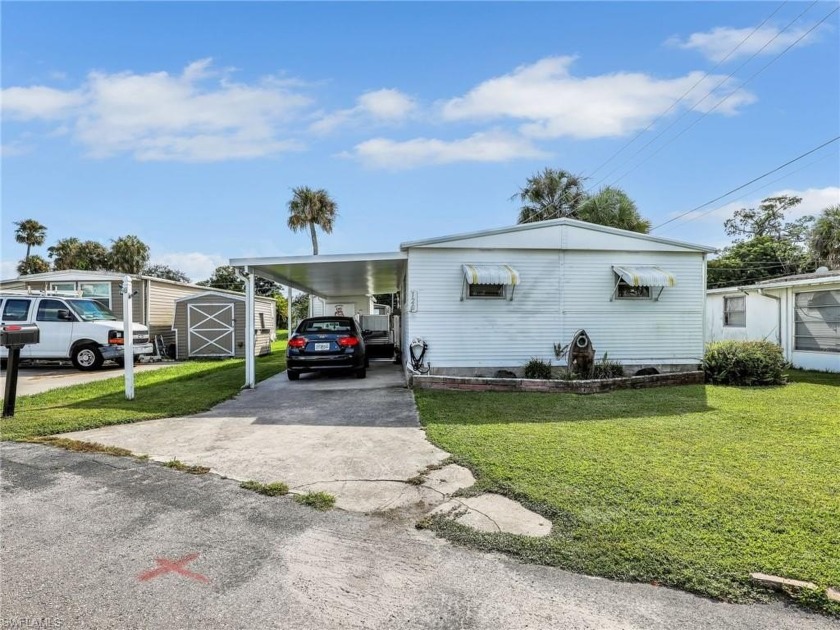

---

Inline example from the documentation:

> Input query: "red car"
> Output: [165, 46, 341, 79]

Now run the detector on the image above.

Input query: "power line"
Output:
[583, 1, 790, 183]
[651, 135, 840, 232]
[656, 151, 836, 233]
[607, 4, 837, 189]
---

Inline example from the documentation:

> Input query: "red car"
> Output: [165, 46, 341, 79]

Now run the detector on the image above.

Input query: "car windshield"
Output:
[67, 299, 118, 321]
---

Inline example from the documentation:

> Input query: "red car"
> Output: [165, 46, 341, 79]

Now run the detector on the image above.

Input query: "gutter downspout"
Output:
[756, 288, 783, 347]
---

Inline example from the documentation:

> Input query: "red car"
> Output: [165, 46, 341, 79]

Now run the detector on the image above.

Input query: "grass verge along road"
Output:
[416, 371, 840, 615]
[1, 339, 287, 441]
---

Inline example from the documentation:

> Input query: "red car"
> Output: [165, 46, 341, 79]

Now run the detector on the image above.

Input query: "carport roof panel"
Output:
[229, 252, 407, 297]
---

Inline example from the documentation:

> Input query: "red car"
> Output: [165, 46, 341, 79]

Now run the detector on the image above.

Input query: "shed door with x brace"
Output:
[187, 303, 235, 357]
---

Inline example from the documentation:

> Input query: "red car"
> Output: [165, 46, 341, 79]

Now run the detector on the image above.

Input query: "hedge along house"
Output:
[0, 270, 276, 360]
[706, 269, 840, 373]
[232, 218, 715, 387]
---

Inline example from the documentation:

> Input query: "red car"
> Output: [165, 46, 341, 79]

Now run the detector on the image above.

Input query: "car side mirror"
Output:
[58, 309, 74, 321]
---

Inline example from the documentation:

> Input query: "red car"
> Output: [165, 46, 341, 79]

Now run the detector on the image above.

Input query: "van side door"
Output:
[1, 298, 35, 359]
[33, 298, 76, 359]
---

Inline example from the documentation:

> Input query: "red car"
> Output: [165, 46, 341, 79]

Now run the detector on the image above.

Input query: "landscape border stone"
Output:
[411, 370, 705, 394]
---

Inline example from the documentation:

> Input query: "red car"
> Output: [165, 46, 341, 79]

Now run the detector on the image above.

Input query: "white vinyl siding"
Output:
[405, 247, 705, 369]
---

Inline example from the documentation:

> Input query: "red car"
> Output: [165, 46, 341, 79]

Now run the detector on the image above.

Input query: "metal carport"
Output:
[229, 252, 408, 388]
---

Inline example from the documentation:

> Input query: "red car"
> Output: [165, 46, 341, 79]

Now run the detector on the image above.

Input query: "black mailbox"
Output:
[1, 323, 40, 348]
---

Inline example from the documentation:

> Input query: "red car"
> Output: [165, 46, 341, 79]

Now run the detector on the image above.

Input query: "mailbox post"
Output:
[1, 323, 40, 418]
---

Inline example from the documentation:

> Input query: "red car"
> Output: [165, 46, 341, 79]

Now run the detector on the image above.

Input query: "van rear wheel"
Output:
[72, 344, 104, 371]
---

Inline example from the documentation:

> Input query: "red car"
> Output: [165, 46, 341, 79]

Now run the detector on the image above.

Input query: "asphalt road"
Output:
[2, 443, 836, 630]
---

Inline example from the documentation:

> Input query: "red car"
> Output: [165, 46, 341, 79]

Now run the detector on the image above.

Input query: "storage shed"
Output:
[172, 291, 274, 360]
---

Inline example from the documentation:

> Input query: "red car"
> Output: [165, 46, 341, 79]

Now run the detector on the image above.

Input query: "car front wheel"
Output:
[72, 344, 104, 371]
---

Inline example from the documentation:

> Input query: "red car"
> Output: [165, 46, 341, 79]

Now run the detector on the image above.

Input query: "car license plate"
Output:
[314, 342, 330, 351]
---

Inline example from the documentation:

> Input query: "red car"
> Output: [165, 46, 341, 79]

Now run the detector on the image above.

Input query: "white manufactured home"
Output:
[706, 270, 840, 373]
[232, 219, 715, 386]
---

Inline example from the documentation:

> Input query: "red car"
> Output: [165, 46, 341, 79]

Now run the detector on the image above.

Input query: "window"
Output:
[794, 290, 839, 353]
[724, 296, 746, 327]
[51, 282, 76, 293]
[37, 299, 73, 322]
[467, 283, 505, 298]
[2, 299, 31, 322]
[461, 264, 519, 301]
[615, 280, 651, 300]
[79, 282, 111, 308]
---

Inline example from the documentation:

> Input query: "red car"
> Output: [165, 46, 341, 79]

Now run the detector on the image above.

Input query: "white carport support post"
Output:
[287, 286, 292, 337]
[244, 268, 256, 389]
[121, 275, 135, 400]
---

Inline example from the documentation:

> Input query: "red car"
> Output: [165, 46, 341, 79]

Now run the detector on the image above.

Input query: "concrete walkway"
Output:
[2, 361, 180, 397]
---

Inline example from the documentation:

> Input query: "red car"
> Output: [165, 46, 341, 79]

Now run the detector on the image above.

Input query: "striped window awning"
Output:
[612, 265, 677, 287]
[462, 264, 520, 285]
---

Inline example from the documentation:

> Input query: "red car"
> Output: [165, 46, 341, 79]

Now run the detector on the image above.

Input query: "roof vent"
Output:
[815, 266, 830, 275]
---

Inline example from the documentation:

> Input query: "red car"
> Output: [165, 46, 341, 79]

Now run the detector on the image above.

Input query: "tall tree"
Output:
[109, 235, 150, 274]
[809, 205, 840, 269]
[707, 236, 811, 288]
[14, 219, 48, 263]
[143, 264, 190, 283]
[47, 238, 89, 270]
[576, 186, 652, 233]
[513, 168, 588, 224]
[723, 195, 813, 244]
[16, 254, 50, 276]
[287, 186, 338, 255]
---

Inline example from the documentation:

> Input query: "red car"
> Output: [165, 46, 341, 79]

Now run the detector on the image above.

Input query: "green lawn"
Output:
[415, 370, 840, 614]
[0, 337, 287, 442]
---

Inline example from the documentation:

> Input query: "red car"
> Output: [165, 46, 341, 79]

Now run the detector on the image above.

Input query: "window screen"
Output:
[467, 283, 505, 298]
[616, 280, 651, 299]
[724, 296, 746, 327]
[794, 290, 839, 353]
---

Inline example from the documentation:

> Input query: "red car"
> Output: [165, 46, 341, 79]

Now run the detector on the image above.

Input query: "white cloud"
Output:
[440, 56, 756, 140]
[668, 24, 822, 63]
[150, 252, 227, 283]
[675, 186, 840, 224]
[1, 85, 85, 120]
[311, 88, 416, 134]
[0, 142, 33, 157]
[346, 130, 547, 169]
[2, 59, 311, 162]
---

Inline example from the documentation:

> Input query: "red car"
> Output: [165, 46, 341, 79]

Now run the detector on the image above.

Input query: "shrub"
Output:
[592, 353, 624, 379]
[703, 341, 786, 386]
[524, 358, 553, 379]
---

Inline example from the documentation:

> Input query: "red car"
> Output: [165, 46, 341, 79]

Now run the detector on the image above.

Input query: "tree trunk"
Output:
[25, 244, 31, 262]
[309, 223, 319, 255]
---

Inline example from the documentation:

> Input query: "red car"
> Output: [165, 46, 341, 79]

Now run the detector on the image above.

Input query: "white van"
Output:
[0, 292, 153, 370]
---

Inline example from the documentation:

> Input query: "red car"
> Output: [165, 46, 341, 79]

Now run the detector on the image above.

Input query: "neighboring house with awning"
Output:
[232, 218, 715, 385]
[706, 269, 840, 373]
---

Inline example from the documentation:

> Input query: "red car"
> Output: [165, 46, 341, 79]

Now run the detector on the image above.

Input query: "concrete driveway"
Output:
[63, 362, 451, 512]
[2, 361, 180, 397]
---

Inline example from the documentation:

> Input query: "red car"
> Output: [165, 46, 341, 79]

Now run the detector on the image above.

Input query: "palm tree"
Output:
[809, 205, 840, 269]
[48, 237, 82, 270]
[14, 219, 48, 264]
[109, 235, 150, 274]
[287, 186, 338, 255]
[576, 186, 652, 233]
[513, 168, 588, 224]
[16, 254, 50, 276]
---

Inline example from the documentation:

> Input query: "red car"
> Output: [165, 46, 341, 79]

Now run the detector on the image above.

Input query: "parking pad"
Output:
[62, 363, 451, 513]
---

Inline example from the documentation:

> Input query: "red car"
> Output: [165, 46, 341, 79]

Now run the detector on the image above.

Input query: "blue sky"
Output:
[3, 1, 839, 282]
